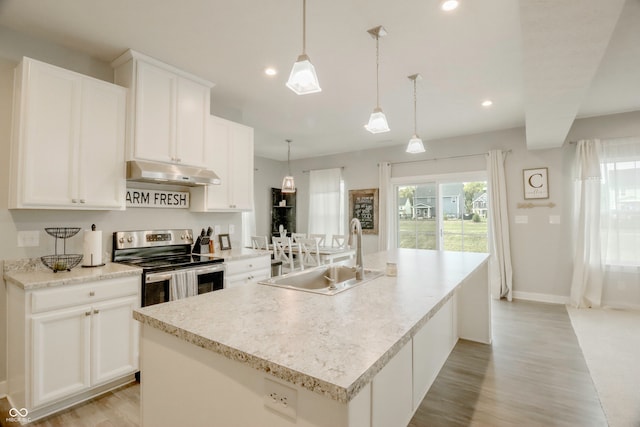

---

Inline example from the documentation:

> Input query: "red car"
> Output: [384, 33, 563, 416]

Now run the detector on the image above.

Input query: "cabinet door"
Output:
[134, 61, 175, 163]
[20, 59, 79, 207]
[32, 305, 91, 407]
[91, 296, 139, 385]
[78, 79, 126, 209]
[229, 124, 254, 210]
[176, 77, 209, 167]
[204, 115, 232, 209]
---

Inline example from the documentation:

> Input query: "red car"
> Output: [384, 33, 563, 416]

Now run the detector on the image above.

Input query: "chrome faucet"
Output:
[348, 218, 363, 280]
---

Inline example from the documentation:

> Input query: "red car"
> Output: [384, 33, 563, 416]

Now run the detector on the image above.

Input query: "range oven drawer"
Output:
[142, 264, 224, 307]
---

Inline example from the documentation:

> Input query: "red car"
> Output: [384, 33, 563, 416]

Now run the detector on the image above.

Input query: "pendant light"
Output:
[286, 0, 321, 95]
[281, 140, 296, 193]
[365, 26, 390, 134]
[406, 74, 426, 154]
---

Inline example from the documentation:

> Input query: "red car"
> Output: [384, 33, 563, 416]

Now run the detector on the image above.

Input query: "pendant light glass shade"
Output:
[281, 140, 296, 193]
[287, 0, 321, 95]
[281, 175, 296, 193]
[365, 107, 390, 133]
[366, 26, 390, 134]
[286, 54, 321, 95]
[406, 136, 426, 153]
[406, 74, 426, 153]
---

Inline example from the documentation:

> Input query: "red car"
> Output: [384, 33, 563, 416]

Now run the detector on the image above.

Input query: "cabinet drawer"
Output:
[224, 256, 270, 276]
[32, 276, 139, 314]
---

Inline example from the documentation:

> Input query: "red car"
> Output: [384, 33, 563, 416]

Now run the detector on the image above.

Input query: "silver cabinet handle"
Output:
[85, 311, 91, 316]
[72, 199, 78, 203]
[89, 291, 95, 296]
[80, 199, 86, 204]
[93, 309, 99, 314]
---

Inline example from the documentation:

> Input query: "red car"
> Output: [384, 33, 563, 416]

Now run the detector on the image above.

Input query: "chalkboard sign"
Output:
[349, 188, 379, 235]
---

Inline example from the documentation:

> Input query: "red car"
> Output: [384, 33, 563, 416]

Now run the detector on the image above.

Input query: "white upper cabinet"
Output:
[112, 49, 213, 168]
[191, 115, 254, 211]
[9, 57, 126, 210]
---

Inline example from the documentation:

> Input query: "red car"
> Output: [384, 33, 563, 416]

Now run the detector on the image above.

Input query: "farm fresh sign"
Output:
[126, 188, 189, 208]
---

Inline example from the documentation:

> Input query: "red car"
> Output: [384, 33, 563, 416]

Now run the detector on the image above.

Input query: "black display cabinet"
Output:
[271, 188, 296, 237]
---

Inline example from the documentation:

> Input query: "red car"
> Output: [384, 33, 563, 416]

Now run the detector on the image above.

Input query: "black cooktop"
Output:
[122, 254, 224, 271]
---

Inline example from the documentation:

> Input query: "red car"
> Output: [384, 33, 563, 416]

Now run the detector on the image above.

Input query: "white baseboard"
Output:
[0, 380, 7, 397]
[512, 291, 569, 305]
[602, 302, 640, 311]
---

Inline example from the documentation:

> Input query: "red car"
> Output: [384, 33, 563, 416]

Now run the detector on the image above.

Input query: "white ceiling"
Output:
[0, 0, 638, 160]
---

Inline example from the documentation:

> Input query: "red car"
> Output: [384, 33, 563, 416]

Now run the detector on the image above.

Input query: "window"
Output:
[395, 174, 488, 253]
[600, 138, 640, 267]
[308, 168, 345, 238]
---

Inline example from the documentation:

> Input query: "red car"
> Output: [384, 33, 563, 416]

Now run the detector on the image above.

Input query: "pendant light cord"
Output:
[413, 78, 417, 135]
[376, 35, 380, 108]
[302, 0, 307, 55]
[287, 140, 292, 175]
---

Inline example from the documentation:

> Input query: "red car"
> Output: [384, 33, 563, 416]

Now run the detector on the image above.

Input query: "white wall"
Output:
[257, 110, 640, 309]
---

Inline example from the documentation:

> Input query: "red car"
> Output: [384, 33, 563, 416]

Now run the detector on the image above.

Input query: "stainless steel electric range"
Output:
[112, 229, 225, 307]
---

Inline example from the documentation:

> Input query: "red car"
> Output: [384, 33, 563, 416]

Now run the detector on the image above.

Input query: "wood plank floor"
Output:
[409, 300, 607, 426]
[0, 300, 607, 426]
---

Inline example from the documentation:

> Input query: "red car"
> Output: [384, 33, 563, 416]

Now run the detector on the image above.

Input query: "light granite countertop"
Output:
[214, 247, 271, 261]
[133, 248, 489, 404]
[3, 261, 142, 290]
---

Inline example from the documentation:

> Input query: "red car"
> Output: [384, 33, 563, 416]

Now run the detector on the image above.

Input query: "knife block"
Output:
[193, 236, 211, 255]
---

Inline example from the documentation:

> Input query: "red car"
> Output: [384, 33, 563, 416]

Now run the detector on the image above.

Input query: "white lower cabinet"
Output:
[224, 256, 270, 288]
[371, 341, 413, 427]
[7, 275, 140, 420]
[32, 305, 91, 407]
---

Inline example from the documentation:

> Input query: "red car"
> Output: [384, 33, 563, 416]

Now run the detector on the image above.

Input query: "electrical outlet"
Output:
[264, 377, 297, 419]
[228, 224, 235, 234]
[214, 225, 221, 235]
[17, 230, 40, 247]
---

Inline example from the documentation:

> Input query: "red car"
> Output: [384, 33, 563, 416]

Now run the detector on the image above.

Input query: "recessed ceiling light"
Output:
[482, 100, 493, 107]
[441, 0, 460, 12]
[265, 67, 277, 76]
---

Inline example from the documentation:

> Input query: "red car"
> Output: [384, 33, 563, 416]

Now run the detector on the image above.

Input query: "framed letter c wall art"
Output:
[523, 167, 549, 199]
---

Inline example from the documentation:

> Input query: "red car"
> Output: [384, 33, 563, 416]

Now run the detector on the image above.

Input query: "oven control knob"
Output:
[127, 236, 133, 243]
[181, 233, 185, 240]
[118, 237, 124, 244]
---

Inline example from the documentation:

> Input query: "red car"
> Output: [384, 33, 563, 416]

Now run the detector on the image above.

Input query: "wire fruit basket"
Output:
[41, 227, 83, 272]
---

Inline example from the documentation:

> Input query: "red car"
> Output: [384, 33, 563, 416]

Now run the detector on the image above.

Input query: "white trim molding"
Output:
[512, 291, 569, 305]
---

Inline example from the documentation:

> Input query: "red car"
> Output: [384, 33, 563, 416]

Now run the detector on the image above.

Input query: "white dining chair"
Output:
[272, 236, 294, 272]
[332, 234, 347, 249]
[296, 238, 321, 270]
[251, 235, 269, 250]
[291, 232, 307, 243]
[309, 233, 326, 247]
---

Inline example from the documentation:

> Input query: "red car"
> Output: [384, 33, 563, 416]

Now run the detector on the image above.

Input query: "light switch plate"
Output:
[214, 225, 221, 235]
[549, 215, 561, 224]
[228, 224, 235, 234]
[515, 215, 528, 224]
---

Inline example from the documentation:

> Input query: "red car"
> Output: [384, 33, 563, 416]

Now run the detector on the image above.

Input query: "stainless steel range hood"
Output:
[126, 160, 221, 186]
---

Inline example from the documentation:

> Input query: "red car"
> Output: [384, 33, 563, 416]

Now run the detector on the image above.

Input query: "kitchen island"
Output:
[134, 249, 490, 427]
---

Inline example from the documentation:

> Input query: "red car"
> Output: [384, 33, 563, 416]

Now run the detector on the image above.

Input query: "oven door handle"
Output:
[145, 265, 225, 284]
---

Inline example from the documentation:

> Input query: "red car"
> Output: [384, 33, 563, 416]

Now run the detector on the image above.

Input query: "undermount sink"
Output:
[258, 264, 384, 295]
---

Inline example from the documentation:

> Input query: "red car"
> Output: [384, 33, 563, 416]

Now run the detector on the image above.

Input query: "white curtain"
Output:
[570, 139, 604, 308]
[600, 138, 640, 267]
[309, 168, 343, 237]
[571, 137, 640, 308]
[378, 162, 393, 250]
[486, 150, 513, 300]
